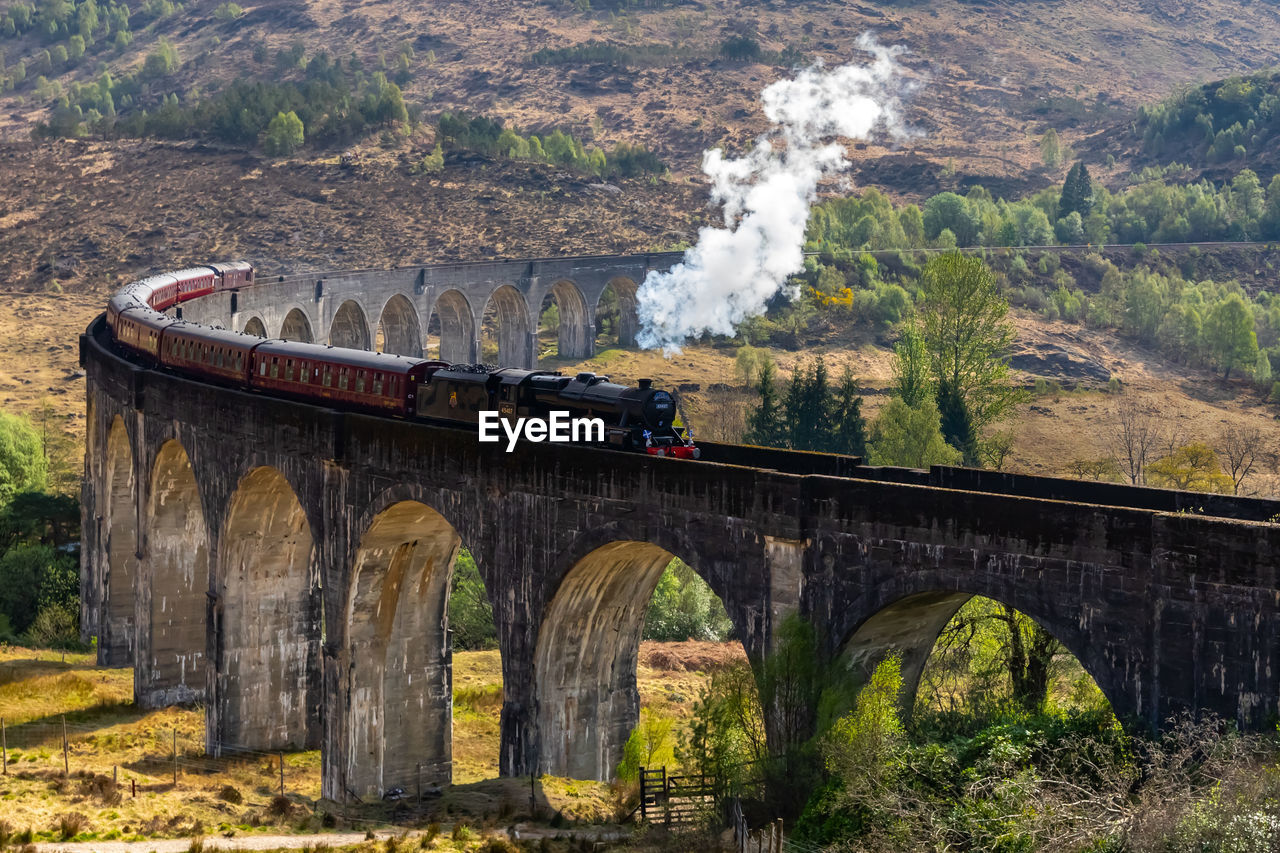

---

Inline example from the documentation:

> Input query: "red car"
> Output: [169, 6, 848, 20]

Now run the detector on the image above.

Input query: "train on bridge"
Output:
[105, 262, 699, 458]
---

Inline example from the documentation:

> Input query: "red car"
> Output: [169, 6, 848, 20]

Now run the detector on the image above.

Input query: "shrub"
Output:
[217, 785, 243, 804]
[56, 813, 88, 840]
[26, 602, 79, 649]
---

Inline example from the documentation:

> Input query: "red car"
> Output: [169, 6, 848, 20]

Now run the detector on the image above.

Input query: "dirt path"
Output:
[35, 830, 404, 852]
[35, 824, 627, 852]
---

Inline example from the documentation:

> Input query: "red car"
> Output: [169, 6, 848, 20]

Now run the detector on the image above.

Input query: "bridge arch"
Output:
[101, 415, 137, 665]
[342, 499, 459, 798]
[480, 285, 530, 368]
[538, 280, 592, 362]
[429, 289, 475, 364]
[139, 439, 207, 707]
[532, 530, 748, 781]
[375, 294, 423, 357]
[279, 307, 314, 343]
[242, 316, 267, 338]
[837, 587, 1129, 724]
[597, 276, 638, 348]
[330, 300, 372, 350]
[214, 466, 316, 752]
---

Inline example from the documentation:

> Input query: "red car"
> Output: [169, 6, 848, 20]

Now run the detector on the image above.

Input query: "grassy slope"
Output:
[0, 643, 736, 842]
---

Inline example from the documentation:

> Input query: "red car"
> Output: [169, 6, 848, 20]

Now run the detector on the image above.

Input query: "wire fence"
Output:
[0, 714, 311, 801]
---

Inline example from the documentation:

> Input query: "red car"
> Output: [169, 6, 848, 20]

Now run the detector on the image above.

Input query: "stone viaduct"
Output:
[176, 253, 685, 367]
[81, 256, 1280, 804]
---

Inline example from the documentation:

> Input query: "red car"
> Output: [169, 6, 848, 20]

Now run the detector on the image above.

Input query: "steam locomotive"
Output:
[105, 262, 699, 458]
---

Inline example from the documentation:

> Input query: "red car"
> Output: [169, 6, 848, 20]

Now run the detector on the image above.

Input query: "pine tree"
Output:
[1059, 161, 1094, 218]
[745, 360, 784, 448]
[832, 369, 868, 457]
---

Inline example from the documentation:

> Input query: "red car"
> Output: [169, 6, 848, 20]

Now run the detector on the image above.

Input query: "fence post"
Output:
[416, 763, 421, 803]
[172, 730, 177, 785]
[62, 715, 69, 777]
[278, 752, 284, 797]
[2, 717, 6, 775]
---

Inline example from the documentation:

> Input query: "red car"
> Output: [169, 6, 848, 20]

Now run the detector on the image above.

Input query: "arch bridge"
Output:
[82, 256, 1280, 803]
[178, 254, 665, 365]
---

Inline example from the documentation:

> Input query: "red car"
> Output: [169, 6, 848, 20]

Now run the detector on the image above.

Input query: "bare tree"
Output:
[1218, 424, 1263, 496]
[1107, 399, 1164, 485]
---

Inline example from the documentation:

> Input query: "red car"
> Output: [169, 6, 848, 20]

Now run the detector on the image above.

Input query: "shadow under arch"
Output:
[838, 590, 1124, 722]
[343, 499, 460, 799]
[538, 279, 591, 362]
[480, 285, 530, 368]
[330, 299, 372, 350]
[214, 466, 316, 753]
[533, 534, 750, 781]
[242, 316, 267, 338]
[376, 294, 423, 357]
[597, 276, 638, 348]
[139, 438, 208, 707]
[279, 307, 314, 343]
[101, 415, 137, 666]
[429, 289, 475, 364]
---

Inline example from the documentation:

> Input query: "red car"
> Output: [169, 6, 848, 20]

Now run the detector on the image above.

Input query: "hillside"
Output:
[3, 0, 1280, 198]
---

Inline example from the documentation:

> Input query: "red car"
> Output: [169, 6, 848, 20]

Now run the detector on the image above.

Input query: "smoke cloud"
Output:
[636, 34, 915, 354]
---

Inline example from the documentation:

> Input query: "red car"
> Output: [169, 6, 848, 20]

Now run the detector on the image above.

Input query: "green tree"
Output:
[643, 559, 732, 642]
[263, 110, 304, 156]
[822, 653, 903, 807]
[616, 709, 677, 782]
[0, 543, 73, 635]
[374, 81, 408, 126]
[447, 548, 496, 650]
[915, 252, 1022, 462]
[1255, 347, 1273, 387]
[922, 192, 979, 247]
[783, 357, 832, 452]
[1205, 293, 1258, 379]
[1059, 161, 1094, 218]
[831, 369, 867, 458]
[867, 397, 962, 468]
[1145, 442, 1233, 492]
[745, 359, 784, 447]
[142, 38, 179, 77]
[892, 326, 931, 407]
[0, 413, 47, 507]
[1040, 128, 1062, 169]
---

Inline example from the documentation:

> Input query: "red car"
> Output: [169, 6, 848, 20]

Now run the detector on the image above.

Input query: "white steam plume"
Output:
[636, 34, 915, 354]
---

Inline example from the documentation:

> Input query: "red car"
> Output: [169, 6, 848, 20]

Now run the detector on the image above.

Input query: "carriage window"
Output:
[300, 362, 309, 383]
[373, 373, 383, 395]
[260, 360, 268, 376]
[338, 369, 349, 390]
[270, 358, 279, 379]
[323, 366, 332, 386]
[355, 371, 366, 393]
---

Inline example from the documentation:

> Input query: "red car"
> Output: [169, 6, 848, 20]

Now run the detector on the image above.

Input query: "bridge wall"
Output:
[177, 255, 680, 366]
[82, 277, 1280, 801]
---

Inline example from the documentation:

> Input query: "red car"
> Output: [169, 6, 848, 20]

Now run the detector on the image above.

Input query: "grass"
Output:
[0, 643, 732, 843]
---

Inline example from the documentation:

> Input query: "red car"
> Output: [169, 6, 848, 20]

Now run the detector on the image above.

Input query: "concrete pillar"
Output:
[136, 440, 208, 708]
[334, 501, 457, 800]
[530, 542, 671, 780]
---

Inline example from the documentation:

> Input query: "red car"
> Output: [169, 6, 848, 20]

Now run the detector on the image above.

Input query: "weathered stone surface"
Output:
[81, 301, 1280, 802]
[178, 255, 675, 366]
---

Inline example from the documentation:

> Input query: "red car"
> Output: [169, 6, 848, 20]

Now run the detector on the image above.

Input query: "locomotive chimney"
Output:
[638, 378, 653, 390]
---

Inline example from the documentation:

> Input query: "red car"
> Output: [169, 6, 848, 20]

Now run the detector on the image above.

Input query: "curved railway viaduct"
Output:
[175, 253, 685, 367]
[81, 254, 1280, 803]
